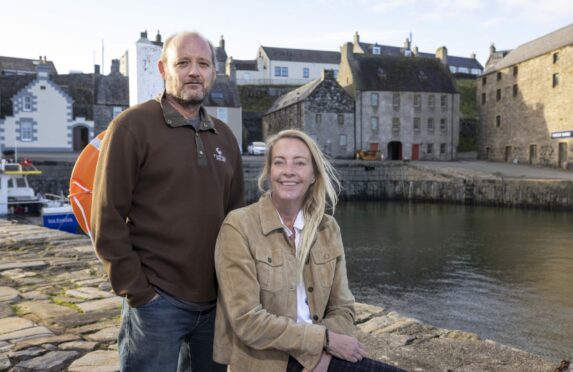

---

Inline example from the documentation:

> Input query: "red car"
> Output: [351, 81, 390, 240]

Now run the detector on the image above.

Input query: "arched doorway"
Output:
[72, 126, 89, 152]
[387, 141, 402, 160]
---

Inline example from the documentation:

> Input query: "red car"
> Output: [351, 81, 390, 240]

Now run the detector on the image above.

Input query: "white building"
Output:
[228, 46, 340, 85]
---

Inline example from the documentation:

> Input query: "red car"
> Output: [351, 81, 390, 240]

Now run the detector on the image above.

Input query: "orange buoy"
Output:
[68, 131, 106, 239]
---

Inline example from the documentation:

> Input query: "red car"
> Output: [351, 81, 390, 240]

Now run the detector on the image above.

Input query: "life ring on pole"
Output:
[68, 131, 106, 240]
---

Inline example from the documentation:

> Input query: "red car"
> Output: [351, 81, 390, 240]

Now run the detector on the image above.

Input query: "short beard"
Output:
[168, 93, 205, 108]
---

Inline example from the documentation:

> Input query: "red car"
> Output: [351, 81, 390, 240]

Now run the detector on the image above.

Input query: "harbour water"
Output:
[337, 201, 573, 362]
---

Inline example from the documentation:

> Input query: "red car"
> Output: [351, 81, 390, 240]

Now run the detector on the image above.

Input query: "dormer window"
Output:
[372, 46, 381, 55]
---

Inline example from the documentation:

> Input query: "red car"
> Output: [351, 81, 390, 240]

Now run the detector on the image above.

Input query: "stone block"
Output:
[84, 327, 118, 343]
[13, 350, 79, 372]
[0, 326, 53, 342]
[77, 296, 121, 313]
[0, 261, 47, 271]
[0, 286, 19, 303]
[66, 287, 114, 300]
[17, 300, 77, 319]
[59, 340, 98, 351]
[68, 350, 119, 371]
[13, 334, 81, 351]
[0, 317, 35, 335]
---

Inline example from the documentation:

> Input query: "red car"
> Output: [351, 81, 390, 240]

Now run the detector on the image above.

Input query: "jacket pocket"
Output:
[311, 247, 340, 289]
[254, 247, 284, 292]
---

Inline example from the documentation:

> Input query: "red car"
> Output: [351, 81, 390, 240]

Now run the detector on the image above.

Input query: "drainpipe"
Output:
[451, 94, 455, 160]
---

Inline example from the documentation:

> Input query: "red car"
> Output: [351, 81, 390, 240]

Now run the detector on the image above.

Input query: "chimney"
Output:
[141, 30, 148, 39]
[110, 59, 120, 74]
[226, 56, 236, 82]
[470, 52, 476, 59]
[489, 43, 496, 56]
[94, 64, 101, 75]
[155, 30, 162, 44]
[436, 46, 448, 65]
[403, 38, 411, 51]
[353, 31, 360, 46]
[36, 61, 50, 80]
[219, 35, 225, 50]
[322, 69, 335, 80]
[413, 46, 419, 56]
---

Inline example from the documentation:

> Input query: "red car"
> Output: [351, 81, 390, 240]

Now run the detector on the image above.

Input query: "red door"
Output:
[412, 144, 420, 160]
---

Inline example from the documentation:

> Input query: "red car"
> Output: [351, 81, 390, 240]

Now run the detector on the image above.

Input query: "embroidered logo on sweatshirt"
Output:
[213, 147, 227, 162]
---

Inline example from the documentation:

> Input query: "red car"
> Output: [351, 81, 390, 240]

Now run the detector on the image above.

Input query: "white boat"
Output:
[41, 195, 79, 233]
[0, 158, 44, 215]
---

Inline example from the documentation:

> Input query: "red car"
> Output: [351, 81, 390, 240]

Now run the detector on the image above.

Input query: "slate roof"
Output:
[484, 23, 573, 74]
[204, 74, 241, 108]
[0, 75, 36, 118]
[261, 46, 340, 64]
[234, 59, 258, 71]
[357, 42, 482, 71]
[265, 78, 323, 114]
[0, 56, 58, 75]
[53, 74, 95, 120]
[349, 54, 457, 93]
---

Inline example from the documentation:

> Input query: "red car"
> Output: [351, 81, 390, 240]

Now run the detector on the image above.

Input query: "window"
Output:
[513, 84, 518, 97]
[440, 118, 447, 133]
[281, 67, 288, 77]
[449, 66, 457, 73]
[339, 134, 347, 147]
[371, 117, 379, 131]
[392, 118, 400, 133]
[414, 94, 421, 112]
[496, 89, 501, 101]
[427, 143, 434, 154]
[496, 115, 501, 127]
[20, 121, 33, 141]
[370, 93, 379, 107]
[481, 92, 486, 104]
[112, 106, 123, 118]
[482, 76, 487, 85]
[274, 66, 281, 77]
[333, 69, 339, 78]
[497, 72, 502, 81]
[23, 96, 32, 112]
[337, 114, 344, 126]
[553, 73, 559, 88]
[440, 95, 448, 110]
[392, 93, 400, 111]
[427, 118, 434, 133]
[303, 67, 309, 78]
[440, 143, 446, 154]
[413, 117, 421, 133]
[513, 66, 518, 76]
[315, 113, 322, 124]
[428, 95, 435, 110]
[372, 46, 381, 55]
[553, 52, 559, 64]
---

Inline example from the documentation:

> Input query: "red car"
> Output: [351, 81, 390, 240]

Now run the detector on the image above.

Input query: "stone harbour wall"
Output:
[28, 159, 573, 210]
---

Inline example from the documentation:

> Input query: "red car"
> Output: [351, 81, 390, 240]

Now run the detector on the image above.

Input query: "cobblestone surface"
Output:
[0, 220, 559, 371]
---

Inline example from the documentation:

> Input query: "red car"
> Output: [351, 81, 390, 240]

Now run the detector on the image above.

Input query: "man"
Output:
[91, 32, 244, 371]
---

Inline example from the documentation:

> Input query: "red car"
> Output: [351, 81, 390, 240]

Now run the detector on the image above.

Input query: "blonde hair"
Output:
[258, 130, 340, 280]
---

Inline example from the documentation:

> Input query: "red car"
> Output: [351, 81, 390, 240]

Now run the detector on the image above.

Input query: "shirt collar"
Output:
[157, 91, 217, 133]
[277, 210, 304, 237]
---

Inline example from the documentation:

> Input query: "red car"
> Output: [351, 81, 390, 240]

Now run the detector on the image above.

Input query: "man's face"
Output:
[159, 34, 215, 106]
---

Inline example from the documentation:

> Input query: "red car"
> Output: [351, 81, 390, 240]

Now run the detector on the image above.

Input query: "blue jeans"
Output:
[118, 296, 226, 372]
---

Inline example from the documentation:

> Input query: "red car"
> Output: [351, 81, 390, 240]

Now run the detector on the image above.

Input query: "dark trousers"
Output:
[286, 356, 406, 372]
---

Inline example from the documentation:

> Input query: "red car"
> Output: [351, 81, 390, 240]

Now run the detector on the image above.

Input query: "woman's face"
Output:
[270, 138, 316, 211]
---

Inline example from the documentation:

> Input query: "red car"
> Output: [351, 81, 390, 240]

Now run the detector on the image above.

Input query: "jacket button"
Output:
[313, 315, 319, 321]
[267, 257, 272, 263]
[308, 286, 314, 292]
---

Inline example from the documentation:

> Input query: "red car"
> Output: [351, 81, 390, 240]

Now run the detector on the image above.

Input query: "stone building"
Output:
[338, 43, 460, 160]
[351, 32, 483, 79]
[477, 23, 573, 169]
[263, 70, 355, 158]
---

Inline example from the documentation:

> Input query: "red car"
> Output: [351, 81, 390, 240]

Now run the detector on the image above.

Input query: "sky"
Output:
[2, 0, 573, 75]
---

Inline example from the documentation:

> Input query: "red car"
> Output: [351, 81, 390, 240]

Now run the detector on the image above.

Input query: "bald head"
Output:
[161, 32, 216, 66]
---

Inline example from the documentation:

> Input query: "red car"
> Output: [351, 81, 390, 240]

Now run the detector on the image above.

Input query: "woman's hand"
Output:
[326, 331, 368, 363]
[302, 352, 332, 372]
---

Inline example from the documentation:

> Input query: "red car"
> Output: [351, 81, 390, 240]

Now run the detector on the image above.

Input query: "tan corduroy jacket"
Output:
[214, 193, 356, 372]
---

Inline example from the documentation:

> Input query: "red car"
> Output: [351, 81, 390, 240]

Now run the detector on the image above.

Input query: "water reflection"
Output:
[336, 201, 573, 361]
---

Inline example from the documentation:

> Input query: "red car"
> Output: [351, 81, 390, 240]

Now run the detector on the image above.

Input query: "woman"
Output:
[214, 130, 403, 372]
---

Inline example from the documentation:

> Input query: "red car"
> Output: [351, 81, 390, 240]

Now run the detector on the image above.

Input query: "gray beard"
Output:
[168, 93, 205, 108]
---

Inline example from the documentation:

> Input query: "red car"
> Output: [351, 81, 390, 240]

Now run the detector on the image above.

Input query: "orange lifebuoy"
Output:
[68, 130, 106, 239]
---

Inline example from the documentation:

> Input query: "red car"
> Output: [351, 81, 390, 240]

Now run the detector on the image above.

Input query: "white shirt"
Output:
[278, 210, 312, 324]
